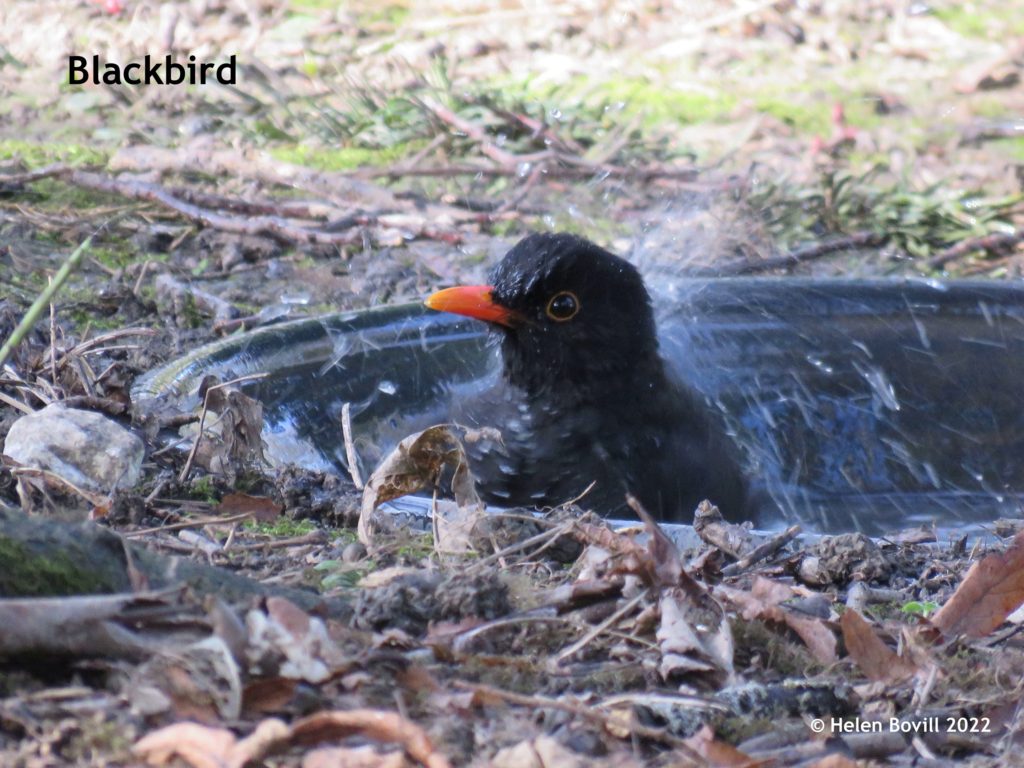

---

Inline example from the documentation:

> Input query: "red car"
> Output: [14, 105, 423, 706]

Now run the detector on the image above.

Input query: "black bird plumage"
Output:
[426, 232, 749, 521]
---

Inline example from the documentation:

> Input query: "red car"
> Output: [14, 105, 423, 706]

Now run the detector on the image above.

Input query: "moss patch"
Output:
[0, 139, 108, 169]
[270, 141, 424, 170]
[0, 538, 114, 596]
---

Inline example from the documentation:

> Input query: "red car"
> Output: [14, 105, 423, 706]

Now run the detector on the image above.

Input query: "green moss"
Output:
[66, 308, 124, 332]
[755, 97, 830, 135]
[190, 476, 218, 502]
[590, 77, 736, 125]
[0, 538, 111, 596]
[90, 245, 135, 270]
[971, 96, 1012, 119]
[933, 5, 1011, 37]
[15, 177, 124, 212]
[270, 140, 424, 170]
[997, 137, 1024, 161]
[0, 139, 107, 168]
[243, 517, 318, 537]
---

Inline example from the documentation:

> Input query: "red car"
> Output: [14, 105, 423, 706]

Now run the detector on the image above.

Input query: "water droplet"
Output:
[806, 355, 834, 374]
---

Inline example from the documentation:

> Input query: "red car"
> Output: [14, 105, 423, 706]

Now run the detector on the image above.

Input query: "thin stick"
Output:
[466, 519, 575, 573]
[721, 524, 801, 576]
[0, 237, 91, 370]
[0, 391, 33, 414]
[341, 401, 364, 489]
[554, 589, 649, 665]
[711, 231, 884, 276]
[48, 277, 58, 387]
[124, 511, 256, 538]
[926, 231, 1024, 270]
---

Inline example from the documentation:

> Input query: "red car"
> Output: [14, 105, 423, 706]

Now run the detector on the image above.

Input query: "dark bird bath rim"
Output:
[133, 276, 1024, 538]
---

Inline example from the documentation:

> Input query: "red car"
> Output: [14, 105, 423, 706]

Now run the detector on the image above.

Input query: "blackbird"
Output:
[425, 232, 750, 521]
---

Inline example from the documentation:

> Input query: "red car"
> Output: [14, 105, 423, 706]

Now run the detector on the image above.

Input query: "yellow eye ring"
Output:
[545, 290, 580, 321]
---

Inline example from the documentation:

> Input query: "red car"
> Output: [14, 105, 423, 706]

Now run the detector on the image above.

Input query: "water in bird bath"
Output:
[133, 275, 1024, 538]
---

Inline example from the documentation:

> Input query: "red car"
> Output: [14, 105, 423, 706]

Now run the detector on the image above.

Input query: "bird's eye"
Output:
[545, 290, 580, 321]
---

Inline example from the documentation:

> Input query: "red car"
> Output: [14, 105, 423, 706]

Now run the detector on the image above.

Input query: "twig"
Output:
[59, 395, 128, 416]
[68, 327, 158, 357]
[221, 531, 326, 552]
[926, 231, 1024, 270]
[124, 511, 256, 538]
[341, 402, 364, 489]
[10, 466, 109, 507]
[48, 277, 58, 388]
[466, 519, 576, 573]
[721, 524, 801, 576]
[68, 171, 366, 246]
[0, 163, 71, 186]
[361, 161, 704, 182]
[420, 98, 549, 168]
[554, 588, 649, 665]
[712, 231, 885, 276]
[0, 390, 34, 414]
[0, 237, 91, 370]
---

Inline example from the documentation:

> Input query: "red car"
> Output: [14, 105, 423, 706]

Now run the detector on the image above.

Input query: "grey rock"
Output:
[2, 404, 144, 492]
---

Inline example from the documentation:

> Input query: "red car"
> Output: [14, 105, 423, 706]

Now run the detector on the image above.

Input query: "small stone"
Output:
[2, 404, 144, 493]
[341, 541, 367, 563]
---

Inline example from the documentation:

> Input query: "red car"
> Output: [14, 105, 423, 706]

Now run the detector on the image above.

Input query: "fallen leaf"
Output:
[246, 598, 347, 684]
[133, 722, 236, 768]
[806, 755, 859, 768]
[492, 736, 589, 768]
[658, 586, 734, 685]
[358, 425, 482, 548]
[129, 636, 241, 723]
[717, 577, 837, 664]
[291, 710, 452, 768]
[303, 745, 409, 768]
[242, 677, 298, 715]
[839, 609, 917, 684]
[217, 491, 281, 522]
[683, 725, 767, 767]
[932, 529, 1024, 639]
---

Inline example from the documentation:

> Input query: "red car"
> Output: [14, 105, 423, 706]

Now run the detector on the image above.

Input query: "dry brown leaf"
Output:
[806, 755, 859, 768]
[628, 493, 684, 587]
[291, 710, 452, 768]
[192, 377, 268, 480]
[932, 529, 1024, 639]
[682, 725, 768, 767]
[217, 491, 281, 522]
[492, 735, 589, 768]
[839, 609, 917, 684]
[242, 677, 299, 715]
[658, 586, 734, 685]
[246, 598, 347, 684]
[358, 424, 482, 547]
[130, 636, 241, 723]
[717, 577, 837, 664]
[133, 722, 236, 768]
[303, 745, 409, 768]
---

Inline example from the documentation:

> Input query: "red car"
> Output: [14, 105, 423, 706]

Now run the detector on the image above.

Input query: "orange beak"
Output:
[424, 285, 520, 327]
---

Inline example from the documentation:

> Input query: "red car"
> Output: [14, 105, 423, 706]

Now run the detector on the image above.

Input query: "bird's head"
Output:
[425, 233, 661, 399]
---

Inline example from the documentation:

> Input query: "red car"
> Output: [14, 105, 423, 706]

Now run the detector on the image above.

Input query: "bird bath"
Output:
[133, 277, 1024, 537]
